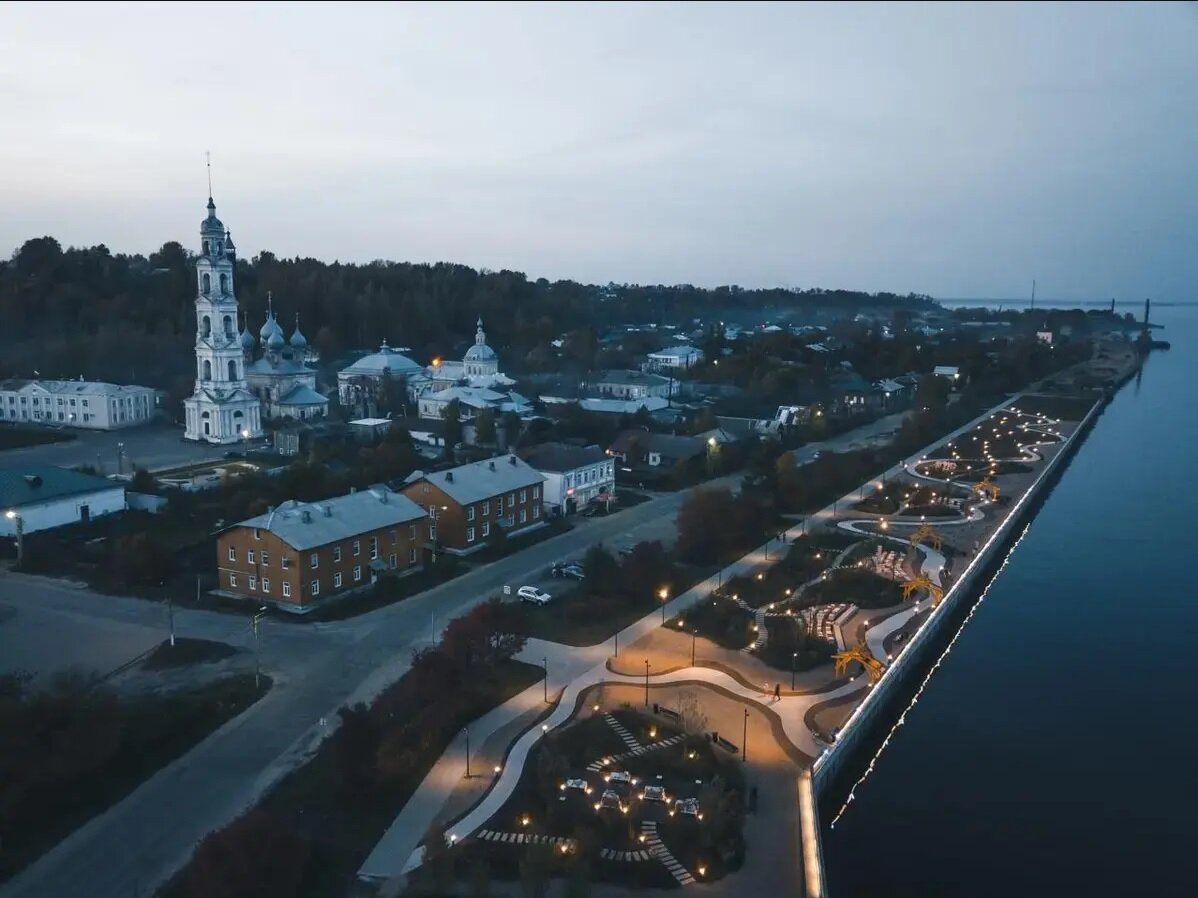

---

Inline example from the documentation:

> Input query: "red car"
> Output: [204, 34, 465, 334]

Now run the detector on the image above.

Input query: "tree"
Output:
[475, 407, 497, 445]
[441, 399, 463, 451]
[580, 544, 620, 596]
[183, 811, 312, 898]
[675, 487, 738, 563]
[619, 541, 674, 602]
[109, 531, 174, 587]
[674, 689, 709, 744]
[440, 598, 528, 669]
[501, 410, 523, 449]
[914, 373, 949, 411]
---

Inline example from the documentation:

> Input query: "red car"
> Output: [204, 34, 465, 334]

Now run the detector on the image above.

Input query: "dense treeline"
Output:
[0, 236, 931, 412]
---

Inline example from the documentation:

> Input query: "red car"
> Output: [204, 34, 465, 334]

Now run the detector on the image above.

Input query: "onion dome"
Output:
[464, 317, 497, 361]
[200, 197, 225, 236]
[289, 314, 308, 349]
[267, 327, 286, 351]
[240, 327, 255, 350]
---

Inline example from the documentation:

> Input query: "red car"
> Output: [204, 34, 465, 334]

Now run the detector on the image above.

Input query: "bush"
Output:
[679, 598, 754, 649]
[805, 567, 904, 609]
[758, 618, 836, 671]
[182, 811, 313, 898]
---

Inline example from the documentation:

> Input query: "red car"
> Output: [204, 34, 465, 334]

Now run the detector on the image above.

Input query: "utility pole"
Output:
[5, 511, 23, 567]
[464, 727, 471, 778]
[543, 656, 549, 703]
[1030, 279, 1036, 311]
[644, 659, 650, 706]
[252, 607, 266, 690]
[167, 590, 175, 648]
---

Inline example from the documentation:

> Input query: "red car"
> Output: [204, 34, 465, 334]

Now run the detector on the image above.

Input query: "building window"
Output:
[253, 528, 261, 540]
[466, 506, 475, 521]
[281, 556, 290, 570]
[519, 509, 527, 524]
[333, 546, 342, 562]
[466, 527, 476, 543]
[507, 494, 514, 507]
[261, 578, 270, 593]
[311, 580, 320, 596]
[310, 553, 319, 568]
[247, 550, 256, 564]
[282, 582, 291, 598]
[353, 565, 362, 582]
[409, 523, 417, 538]
[482, 501, 489, 516]
[370, 536, 378, 559]
[260, 551, 269, 567]
[353, 539, 361, 556]
[334, 572, 343, 588]
[389, 553, 397, 569]
[482, 522, 490, 538]
[229, 572, 237, 588]
[533, 485, 540, 498]
[227, 546, 236, 562]
[248, 576, 257, 590]
[409, 547, 417, 564]
[520, 489, 527, 502]
[390, 529, 397, 545]
[533, 504, 540, 519]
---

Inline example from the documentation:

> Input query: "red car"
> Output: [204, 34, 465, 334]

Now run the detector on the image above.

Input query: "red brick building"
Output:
[216, 487, 427, 612]
[400, 455, 546, 554]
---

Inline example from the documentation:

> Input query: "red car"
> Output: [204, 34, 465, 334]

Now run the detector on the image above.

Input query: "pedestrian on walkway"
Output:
[774, 683, 781, 701]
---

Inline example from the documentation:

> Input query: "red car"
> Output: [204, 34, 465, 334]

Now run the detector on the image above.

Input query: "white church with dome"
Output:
[242, 300, 329, 421]
[337, 318, 525, 421]
[183, 197, 263, 443]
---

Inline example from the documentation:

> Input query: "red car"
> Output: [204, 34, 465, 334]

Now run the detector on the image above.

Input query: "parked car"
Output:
[552, 562, 585, 580]
[518, 586, 553, 606]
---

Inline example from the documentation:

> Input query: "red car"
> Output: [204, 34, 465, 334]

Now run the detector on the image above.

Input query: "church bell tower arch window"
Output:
[220, 273, 228, 294]
[228, 360, 238, 381]
[203, 360, 212, 381]
[202, 273, 211, 294]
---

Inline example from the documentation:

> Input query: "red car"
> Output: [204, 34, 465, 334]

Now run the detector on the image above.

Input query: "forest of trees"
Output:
[0, 236, 933, 414]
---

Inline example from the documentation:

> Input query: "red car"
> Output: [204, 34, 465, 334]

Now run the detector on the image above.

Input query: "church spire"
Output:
[475, 317, 486, 345]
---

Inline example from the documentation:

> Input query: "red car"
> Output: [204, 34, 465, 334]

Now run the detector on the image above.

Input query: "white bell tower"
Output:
[183, 194, 263, 443]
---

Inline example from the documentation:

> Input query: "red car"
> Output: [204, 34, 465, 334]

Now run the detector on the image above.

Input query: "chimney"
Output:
[489, 461, 495, 471]
[301, 509, 312, 523]
[509, 455, 517, 465]
[446, 471, 454, 482]
[379, 491, 388, 503]
[323, 505, 332, 517]
[350, 486, 357, 494]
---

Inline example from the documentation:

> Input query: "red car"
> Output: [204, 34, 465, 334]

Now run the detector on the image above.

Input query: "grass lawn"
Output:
[522, 590, 658, 646]
[141, 637, 237, 670]
[804, 567, 904, 610]
[176, 660, 544, 898]
[930, 413, 1061, 461]
[0, 673, 269, 883]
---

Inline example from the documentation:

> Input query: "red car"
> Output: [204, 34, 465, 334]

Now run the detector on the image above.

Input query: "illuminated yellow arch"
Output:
[911, 522, 942, 550]
[901, 573, 945, 605]
[833, 644, 885, 683]
[973, 477, 1001, 501]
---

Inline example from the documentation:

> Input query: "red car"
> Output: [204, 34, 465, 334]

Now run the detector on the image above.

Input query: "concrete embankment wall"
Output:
[798, 386, 1115, 898]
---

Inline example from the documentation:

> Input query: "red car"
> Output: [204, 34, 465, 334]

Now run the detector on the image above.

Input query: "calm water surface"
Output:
[825, 305, 1198, 897]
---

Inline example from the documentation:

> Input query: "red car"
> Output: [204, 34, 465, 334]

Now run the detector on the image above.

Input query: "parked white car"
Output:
[518, 586, 553, 606]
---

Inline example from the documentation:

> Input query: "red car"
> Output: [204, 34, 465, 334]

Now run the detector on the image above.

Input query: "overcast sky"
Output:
[1, 1, 1196, 300]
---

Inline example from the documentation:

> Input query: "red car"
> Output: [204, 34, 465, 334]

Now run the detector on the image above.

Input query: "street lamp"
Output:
[543, 656, 549, 703]
[5, 510, 23, 567]
[251, 606, 267, 690]
[644, 659, 651, 706]
[116, 441, 125, 476]
[690, 627, 697, 667]
[742, 707, 750, 763]
[791, 651, 797, 690]
[658, 586, 669, 624]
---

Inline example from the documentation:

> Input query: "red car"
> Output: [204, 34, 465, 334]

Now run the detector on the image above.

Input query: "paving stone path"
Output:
[603, 713, 641, 752]
[641, 820, 696, 884]
[586, 733, 686, 772]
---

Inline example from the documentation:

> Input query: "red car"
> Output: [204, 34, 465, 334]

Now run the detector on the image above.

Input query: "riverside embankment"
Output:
[801, 381, 1123, 896]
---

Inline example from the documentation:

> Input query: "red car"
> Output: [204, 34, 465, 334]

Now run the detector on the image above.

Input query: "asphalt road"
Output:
[0, 409, 907, 898]
[0, 422, 242, 474]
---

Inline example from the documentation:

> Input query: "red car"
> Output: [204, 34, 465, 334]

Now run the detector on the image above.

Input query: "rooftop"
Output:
[0, 378, 155, 396]
[520, 442, 606, 473]
[0, 465, 122, 510]
[230, 489, 426, 551]
[404, 455, 545, 506]
[609, 430, 705, 459]
[585, 369, 672, 387]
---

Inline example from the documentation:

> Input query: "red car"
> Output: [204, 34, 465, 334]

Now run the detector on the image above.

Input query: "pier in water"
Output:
[825, 305, 1196, 897]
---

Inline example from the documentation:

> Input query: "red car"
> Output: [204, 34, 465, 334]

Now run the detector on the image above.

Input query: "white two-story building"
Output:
[0, 379, 158, 430]
[521, 443, 615, 515]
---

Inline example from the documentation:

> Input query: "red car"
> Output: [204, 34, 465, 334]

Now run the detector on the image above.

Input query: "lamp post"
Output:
[791, 651, 797, 690]
[658, 586, 669, 624]
[691, 628, 697, 667]
[706, 437, 718, 477]
[464, 727, 471, 778]
[742, 707, 749, 763]
[543, 656, 549, 703]
[644, 659, 650, 706]
[251, 606, 267, 690]
[241, 428, 250, 454]
[613, 628, 619, 657]
[116, 441, 125, 476]
[5, 510, 23, 567]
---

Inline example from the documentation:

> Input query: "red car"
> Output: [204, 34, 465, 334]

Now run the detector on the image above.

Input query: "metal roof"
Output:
[521, 443, 606, 473]
[0, 465, 122, 510]
[405, 455, 546, 506]
[276, 384, 329, 406]
[231, 489, 426, 551]
[0, 379, 155, 396]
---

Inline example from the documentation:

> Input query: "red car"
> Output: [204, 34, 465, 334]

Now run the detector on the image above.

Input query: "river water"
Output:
[825, 304, 1197, 897]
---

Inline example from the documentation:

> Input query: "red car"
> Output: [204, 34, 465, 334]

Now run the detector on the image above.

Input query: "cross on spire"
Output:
[206, 151, 213, 198]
